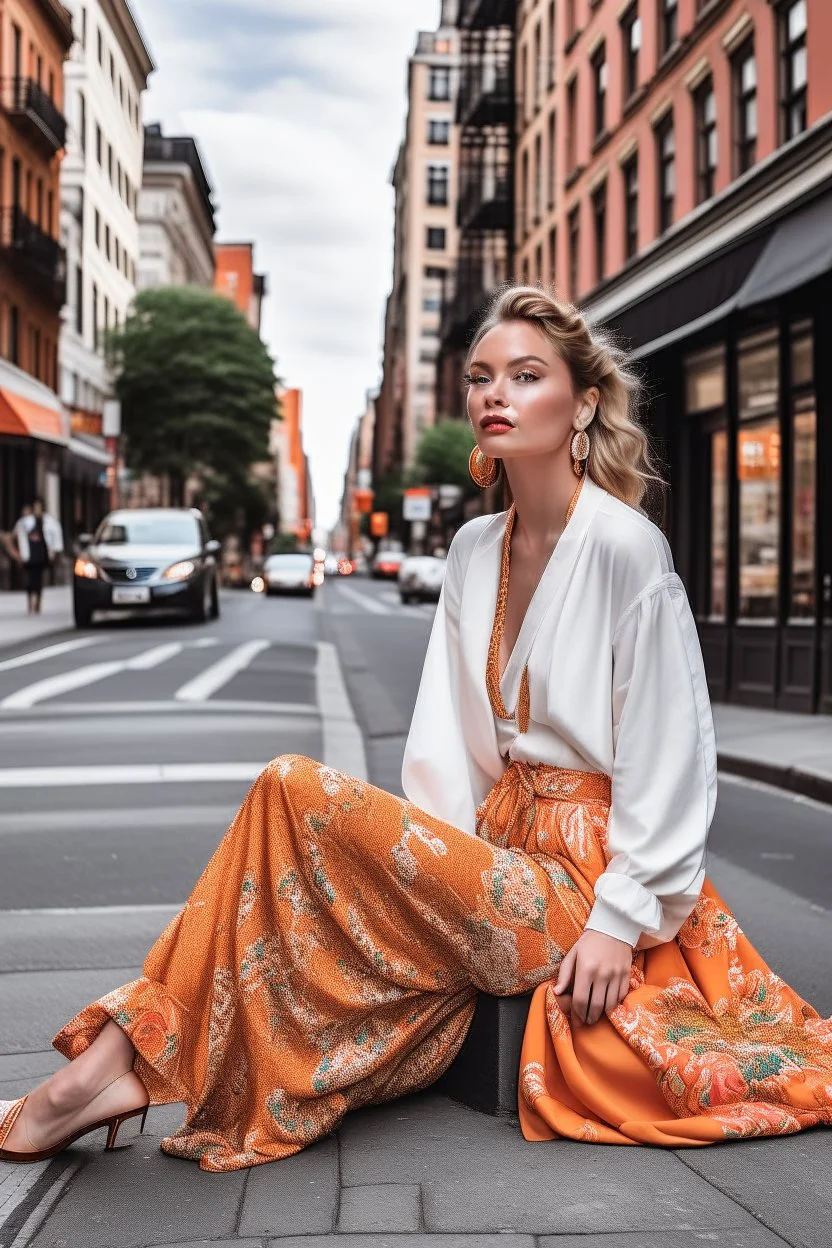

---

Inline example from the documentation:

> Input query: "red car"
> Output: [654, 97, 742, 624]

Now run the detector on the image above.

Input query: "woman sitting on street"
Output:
[2, 285, 830, 1169]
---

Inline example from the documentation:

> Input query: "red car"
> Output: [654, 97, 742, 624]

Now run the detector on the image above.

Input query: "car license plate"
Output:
[112, 586, 151, 605]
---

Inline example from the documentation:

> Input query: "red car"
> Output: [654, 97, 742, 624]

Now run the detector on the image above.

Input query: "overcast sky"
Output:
[136, 0, 442, 531]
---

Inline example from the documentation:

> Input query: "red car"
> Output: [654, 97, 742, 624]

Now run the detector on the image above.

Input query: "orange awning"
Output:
[0, 388, 66, 443]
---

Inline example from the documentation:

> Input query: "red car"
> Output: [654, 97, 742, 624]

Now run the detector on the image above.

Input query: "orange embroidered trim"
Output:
[486, 476, 585, 734]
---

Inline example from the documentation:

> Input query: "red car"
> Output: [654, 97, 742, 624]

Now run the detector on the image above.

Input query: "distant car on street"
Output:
[73, 508, 221, 628]
[371, 550, 406, 580]
[262, 553, 318, 597]
[398, 555, 447, 604]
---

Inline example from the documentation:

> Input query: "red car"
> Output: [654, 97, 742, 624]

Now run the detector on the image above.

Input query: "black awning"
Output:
[736, 190, 832, 308]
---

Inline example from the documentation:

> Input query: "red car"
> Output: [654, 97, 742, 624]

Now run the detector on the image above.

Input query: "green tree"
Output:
[410, 420, 477, 497]
[106, 287, 278, 504]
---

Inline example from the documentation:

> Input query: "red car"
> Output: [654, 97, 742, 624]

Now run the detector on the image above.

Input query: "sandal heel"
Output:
[105, 1107, 146, 1151]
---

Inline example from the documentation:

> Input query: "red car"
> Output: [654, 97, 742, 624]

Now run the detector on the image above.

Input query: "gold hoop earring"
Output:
[570, 426, 591, 478]
[469, 447, 499, 488]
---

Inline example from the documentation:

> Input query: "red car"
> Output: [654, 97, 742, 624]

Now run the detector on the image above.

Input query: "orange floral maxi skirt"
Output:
[53, 756, 832, 1171]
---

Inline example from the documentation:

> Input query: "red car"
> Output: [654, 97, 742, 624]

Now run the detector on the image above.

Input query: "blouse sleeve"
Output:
[401, 532, 480, 833]
[583, 572, 718, 949]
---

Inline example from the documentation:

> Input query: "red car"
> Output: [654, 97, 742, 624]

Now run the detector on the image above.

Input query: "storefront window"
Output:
[685, 345, 725, 413]
[738, 420, 780, 619]
[738, 329, 779, 422]
[790, 395, 815, 619]
[790, 320, 813, 387]
[710, 429, 728, 619]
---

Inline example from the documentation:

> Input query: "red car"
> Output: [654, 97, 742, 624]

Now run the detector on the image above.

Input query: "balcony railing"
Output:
[2, 77, 67, 153]
[0, 206, 67, 302]
[458, 28, 513, 128]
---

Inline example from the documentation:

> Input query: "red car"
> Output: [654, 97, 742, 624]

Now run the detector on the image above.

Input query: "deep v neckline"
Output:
[486, 475, 586, 731]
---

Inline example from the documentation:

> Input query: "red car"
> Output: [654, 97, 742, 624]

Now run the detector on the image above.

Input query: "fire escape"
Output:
[440, 0, 515, 366]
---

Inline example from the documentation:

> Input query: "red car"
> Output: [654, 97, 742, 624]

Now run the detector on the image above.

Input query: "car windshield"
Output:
[97, 515, 200, 545]
[266, 555, 312, 569]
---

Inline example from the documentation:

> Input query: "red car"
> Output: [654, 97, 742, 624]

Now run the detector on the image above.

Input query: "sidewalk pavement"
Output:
[0, 587, 73, 651]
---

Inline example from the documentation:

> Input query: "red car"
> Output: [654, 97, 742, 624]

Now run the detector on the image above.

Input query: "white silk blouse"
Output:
[401, 473, 718, 950]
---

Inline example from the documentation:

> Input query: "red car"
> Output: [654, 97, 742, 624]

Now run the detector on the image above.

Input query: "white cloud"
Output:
[135, 0, 441, 530]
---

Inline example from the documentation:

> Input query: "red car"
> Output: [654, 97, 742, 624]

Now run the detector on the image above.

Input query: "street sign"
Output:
[403, 488, 432, 522]
[370, 512, 389, 538]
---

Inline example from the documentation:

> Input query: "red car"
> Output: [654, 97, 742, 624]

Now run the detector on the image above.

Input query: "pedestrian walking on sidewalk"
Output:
[14, 498, 64, 615]
[2, 285, 830, 1171]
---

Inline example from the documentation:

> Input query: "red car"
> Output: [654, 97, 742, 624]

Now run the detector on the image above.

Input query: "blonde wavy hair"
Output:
[467, 285, 666, 512]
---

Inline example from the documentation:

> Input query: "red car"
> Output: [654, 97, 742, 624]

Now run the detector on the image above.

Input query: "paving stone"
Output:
[338, 1184, 422, 1232]
[267, 1238, 535, 1248]
[339, 1095, 758, 1236]
[28, 1134, 245, 1248]
[238, 1136, 338, 1237]
[678, 1132, 832, 1248]
[539, 1232, 787, 1247]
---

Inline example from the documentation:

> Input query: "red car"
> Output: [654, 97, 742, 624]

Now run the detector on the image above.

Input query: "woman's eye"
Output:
[466, 374, 489, 385]
[516, 370, 538, 383]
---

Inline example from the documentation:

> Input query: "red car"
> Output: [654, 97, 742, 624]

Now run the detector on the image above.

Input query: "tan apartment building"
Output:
[373, 1, 460, 486]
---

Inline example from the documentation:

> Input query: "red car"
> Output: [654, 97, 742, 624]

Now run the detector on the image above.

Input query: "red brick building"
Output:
[0, 0, 74, 580]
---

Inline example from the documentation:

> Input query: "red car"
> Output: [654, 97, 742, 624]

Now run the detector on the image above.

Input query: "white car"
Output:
[263, 553, 317, 597]
[398, 555, 446, 604]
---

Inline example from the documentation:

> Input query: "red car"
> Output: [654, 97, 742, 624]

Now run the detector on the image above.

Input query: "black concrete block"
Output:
[435, 993, 531, 1115]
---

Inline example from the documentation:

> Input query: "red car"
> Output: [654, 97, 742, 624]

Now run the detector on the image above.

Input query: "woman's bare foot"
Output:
[3, 1021, 146, 1155]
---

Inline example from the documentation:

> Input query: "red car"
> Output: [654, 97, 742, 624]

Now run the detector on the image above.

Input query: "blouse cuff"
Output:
[583, 897, 643, 949]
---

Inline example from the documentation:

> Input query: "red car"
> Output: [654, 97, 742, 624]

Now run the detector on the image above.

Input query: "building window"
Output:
[535, 243, 543, 283]
[422, 295, 441, 312]
[428, 119, 449, 145]
[592, 43, 607, 140]
[78, 90, 86, 155]
[732, 38, 757, 175]
[738, 329, 780, 620]
[789, 321, 815, 618]
[546, 110, 556, 210]
[428, 66, 451, 101]
[548, 225, 557, 287]
[658, 0, 678, 59]
[95, 123, 102, 164]
[92, 282, 99, 349]
[533, 22, 543, 112]
[9, 305, 20, 366]
[94, 208, 100, 247]
[547, 1, 556, 89]
[427, 164, 449, 206]
[694, 76, 717, 204]
[426, 227, 446, 250]
[621, 5, 641, 102]
[75, 265, 83, 335]
[566, 76, 577, 172]
[622, 152, 639, 259]
[566, 0, 576, 41]
[109, 52, 115, 83]
[425, 265, 445, 279]
[592, 182, 607, 282]
[105, 224, 111, 260]
[656, 111, 675, 234]
[520, 148, 529, 238]
[568, 204, 580, 300]
[534, 133, 543, 224]
[780, 0, 807, 141]
[685, 346, 727, 620]
[80, 6, 87, 48]
[97, 27, 103, 65]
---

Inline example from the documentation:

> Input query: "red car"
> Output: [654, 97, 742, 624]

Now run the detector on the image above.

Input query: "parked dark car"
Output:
[73, 508, 221, 628]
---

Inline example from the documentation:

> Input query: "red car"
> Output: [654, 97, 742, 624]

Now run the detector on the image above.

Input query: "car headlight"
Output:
[74, 557, 99, 580]
[163, 559, 197, 582]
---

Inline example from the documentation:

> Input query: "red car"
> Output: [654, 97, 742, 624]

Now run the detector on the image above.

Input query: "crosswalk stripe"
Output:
[0, 641, 185, 710]
[174, 639, 270, 702]
[0, 762, 266, 788]
[334, 582, 392, 615]
[0, 637, 98, 673]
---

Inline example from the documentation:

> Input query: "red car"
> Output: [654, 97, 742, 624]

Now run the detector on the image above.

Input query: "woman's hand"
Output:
[554, 930, 633, 1025]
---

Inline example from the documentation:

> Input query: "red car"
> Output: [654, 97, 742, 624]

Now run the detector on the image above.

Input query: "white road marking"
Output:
[1, 660, 126, 709]
[334, 582, 392, 615]
[191, 637, 220, 647]
[1, 641, 184, 709]
[125, 642, 183, 670]
[0, 637, 98, 673]
[1, 903, 182, 916]
[379, 591, 400, 605]
[316, 641, 368, 780]
[174, 639, 269, 702]
[0, 762, 266, 788]
[0, 699, 316, 718]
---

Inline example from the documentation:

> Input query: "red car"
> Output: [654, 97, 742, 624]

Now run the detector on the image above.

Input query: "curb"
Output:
[717, 752, 832, 807]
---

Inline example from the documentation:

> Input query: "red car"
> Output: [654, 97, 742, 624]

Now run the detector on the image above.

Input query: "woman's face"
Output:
[466, 320, 592, 462]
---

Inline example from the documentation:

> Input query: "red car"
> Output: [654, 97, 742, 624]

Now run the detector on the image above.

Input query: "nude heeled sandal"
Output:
[0, 1088, 150, 1164]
